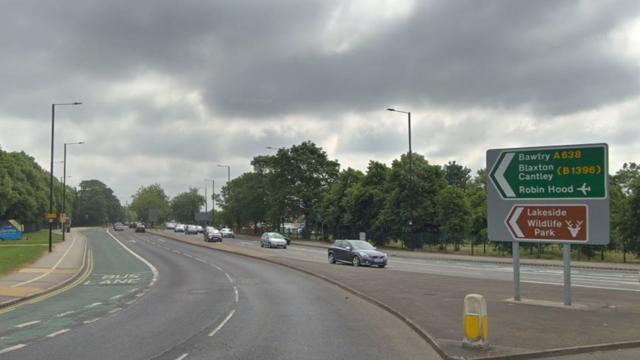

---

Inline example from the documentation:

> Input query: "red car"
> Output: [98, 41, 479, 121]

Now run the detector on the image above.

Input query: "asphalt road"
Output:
[0, 229, 439, 360]
[179, 231, 640, 293]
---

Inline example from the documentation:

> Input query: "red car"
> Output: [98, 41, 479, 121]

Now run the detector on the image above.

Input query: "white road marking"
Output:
[0, 344, 26, 354]
[108, 307, 122, 314]
[212, 264, 223, 272]
[195, 257, 206, 263]
[83, 318, 101, 324]
[110, 294, 123, 300]
[128, 288, 139, 293]
[56, 310, 75, 317]
[15, 320, 40, 328]
[175, 353, 189, 360]
[234, 286, 239, 303]
[46, 329, 70, 337]
[125, 300, 136, 305]
[85, 302, 102, 308]
[208, 310, 235, 337]
[11, 236, 78, 287]
[135, 292, 145, 297]
[224, 272, 234, 283]
[156, 238, 166, 243]
[106, 230, 159, 284]
[183, 253, 193, 258]
[173, 250, 181, 254]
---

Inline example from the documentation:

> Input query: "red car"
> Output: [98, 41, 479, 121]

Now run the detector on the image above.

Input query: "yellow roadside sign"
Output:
[46, 212, 58, 220]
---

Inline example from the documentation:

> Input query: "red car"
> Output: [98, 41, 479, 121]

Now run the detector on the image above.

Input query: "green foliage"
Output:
[0, 148, 75, 230]
[73, 179, 122, 226]
[129, 184, 170, 224]
[170, 188, 205, 223]
[218, 172, 267, 228]
[444, 160, 471, 188]
[435, 185, 471, 250]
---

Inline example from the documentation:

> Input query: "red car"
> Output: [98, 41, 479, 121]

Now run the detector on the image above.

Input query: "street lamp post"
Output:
[205, 178, 215, 224]
[217, 164, 230, 184]
[387, 108, 414, 245]
[62, 141, 84, 241]
[49, 102, 81, 253]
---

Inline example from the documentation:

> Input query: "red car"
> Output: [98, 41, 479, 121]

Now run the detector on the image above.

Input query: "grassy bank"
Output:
[0, 230, 62, 276]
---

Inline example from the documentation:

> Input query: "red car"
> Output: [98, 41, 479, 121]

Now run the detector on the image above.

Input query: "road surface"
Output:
[0, 228, 439, 360]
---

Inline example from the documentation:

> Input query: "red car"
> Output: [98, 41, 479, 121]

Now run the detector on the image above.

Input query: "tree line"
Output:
[0, 147, 123, 229]
[215, 142, 640, 260]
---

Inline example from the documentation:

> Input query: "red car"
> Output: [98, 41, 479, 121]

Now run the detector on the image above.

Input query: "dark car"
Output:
[328, 240, 387, 268]
[129, 222, 137, 229]
[204, 227, 222, 242]
[135, 223, 146, 233]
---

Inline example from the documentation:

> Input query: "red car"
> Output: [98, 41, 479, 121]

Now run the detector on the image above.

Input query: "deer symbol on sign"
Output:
[566, 220, 583, 238]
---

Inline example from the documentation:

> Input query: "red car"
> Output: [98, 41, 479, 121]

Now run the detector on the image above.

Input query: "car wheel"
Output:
[260, 242, 264, 248]
[283, 245, 287, 249]
[352, 256, 360, 267]
[378, 264, 386, 268]
[328, 253, 335, 264]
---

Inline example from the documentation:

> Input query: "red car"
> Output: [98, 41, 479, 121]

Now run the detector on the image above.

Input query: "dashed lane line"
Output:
[110, 294, 123, 300]
[224, 272, 234, 284]
[15, 320, 40, 328]
[83, 318, 101, 324]
[56, 310, 75, 317]
[0, 344, 26, 354]
[85, 302, 102, 308]
[208, 310, 235, 337]
[175, 353, 189, 360]
[46, 329, 70, 338]
[108, 307, 122, 314]
[234, 286, 239, 303]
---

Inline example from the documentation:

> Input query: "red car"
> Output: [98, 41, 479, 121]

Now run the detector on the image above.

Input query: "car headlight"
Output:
[360, 252, 370, 259]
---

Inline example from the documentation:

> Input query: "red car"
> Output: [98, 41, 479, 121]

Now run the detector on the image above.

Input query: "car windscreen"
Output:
[269, 233, 284, 239]
[349, 241, 375, 250]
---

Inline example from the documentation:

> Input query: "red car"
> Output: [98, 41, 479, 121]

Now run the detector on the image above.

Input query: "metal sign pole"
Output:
[513, 241, 520, 301]
[563, 244, 571, 305]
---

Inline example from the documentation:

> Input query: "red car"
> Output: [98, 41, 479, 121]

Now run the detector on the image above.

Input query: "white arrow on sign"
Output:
[508, 206, 525, 238]
[495, 152, 515, 197]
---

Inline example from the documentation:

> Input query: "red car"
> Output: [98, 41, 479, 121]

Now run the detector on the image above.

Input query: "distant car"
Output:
[113, 222, 125, 231]
[196, 225, 204, 234]
[204, 227, 222, 242]
[135, 223, 146, 233]
[328, 240, 387, 268]
[260, 232, 287, 249]
[129, 222, 137, 229]
[166, 222, 176, 230]
[185, 225, 199, 235]
[174, 224, 185, 232]
[220, 228, 234, 238]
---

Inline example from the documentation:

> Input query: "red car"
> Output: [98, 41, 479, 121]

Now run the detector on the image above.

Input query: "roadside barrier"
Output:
[463, 293, 488, 349]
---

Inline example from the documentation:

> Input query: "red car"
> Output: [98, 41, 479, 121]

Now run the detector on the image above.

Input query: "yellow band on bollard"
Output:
[463, 294, 488, 349]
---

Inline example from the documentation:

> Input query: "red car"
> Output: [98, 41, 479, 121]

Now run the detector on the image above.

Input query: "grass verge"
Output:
[0, 230, 62, 276]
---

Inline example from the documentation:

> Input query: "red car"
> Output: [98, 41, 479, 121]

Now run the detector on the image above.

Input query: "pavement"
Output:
[0, 230, 88, 308]
[150, 229, 640, 360]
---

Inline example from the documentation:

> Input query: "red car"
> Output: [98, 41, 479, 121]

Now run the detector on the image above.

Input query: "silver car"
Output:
[260, 232, 287, 249]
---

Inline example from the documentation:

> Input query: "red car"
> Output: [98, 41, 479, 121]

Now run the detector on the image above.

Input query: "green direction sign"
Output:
[489, 144, 607, 199]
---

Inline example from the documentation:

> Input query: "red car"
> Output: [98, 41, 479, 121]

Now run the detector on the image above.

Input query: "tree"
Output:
[318, 168, 364, 239]
[250, 141, 339, 238]
[436, 185, 471, 251]
[74, 180, 122, 226]
[170, 188, 205, 223]
[467, 169, 488, 254]
[129, 184, 170, 224]
[0, 149, 76, 231]
[444, 160, 471, 188]
[219, 172, 267, 230]
[376, 153, 447, 249]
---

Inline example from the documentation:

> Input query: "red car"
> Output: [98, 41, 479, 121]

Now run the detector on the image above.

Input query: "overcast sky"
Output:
[1, 0, 639, 204]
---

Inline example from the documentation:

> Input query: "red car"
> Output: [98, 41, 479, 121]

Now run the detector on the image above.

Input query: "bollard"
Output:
[463, 294, 488, 349]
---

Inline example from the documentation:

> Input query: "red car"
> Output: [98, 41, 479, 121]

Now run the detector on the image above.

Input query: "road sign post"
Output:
[487, 143, 609, 305]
